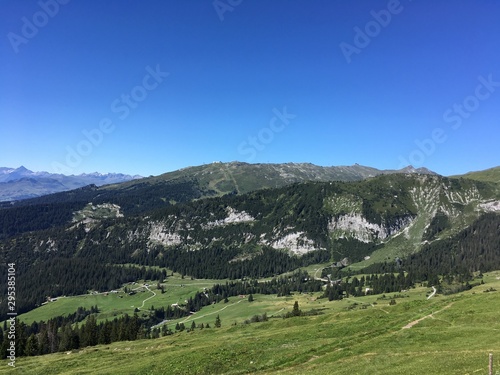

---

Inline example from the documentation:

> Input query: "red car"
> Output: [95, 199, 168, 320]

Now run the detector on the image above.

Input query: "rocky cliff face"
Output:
[265, 232, 320, 255]
[328, 213, 414, 243]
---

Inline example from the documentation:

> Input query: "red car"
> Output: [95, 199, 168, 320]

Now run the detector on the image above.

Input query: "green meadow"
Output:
[18, 276, 226, 325]
[2, 271, 499, 374]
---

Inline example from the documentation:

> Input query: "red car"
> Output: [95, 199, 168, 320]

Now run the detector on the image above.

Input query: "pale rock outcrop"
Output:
[479, 200, 500, 212]
[202, 207, 255, 229]
[267, 232, 318, 255]
[148, 221, 182, 246]
[328, 214, 413, 243]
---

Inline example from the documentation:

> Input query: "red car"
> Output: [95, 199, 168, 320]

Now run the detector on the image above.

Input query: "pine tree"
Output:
[1, 335, 9, 359]
[215, 315, 221, 328]
[98, 321, 112, 345]
[25, 334, 39, 356]
[58, 323, 73, 352]
[161, 324, 169, 336]
[38, 326, 50, 355]
[82, 315, 98, 347]
[16, 320, 28, 357]
[292, 301, 301, 316]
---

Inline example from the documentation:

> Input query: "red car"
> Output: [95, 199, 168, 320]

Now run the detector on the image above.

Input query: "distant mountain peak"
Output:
[398, 165, 437, 175]
[0, 167, 142, 202]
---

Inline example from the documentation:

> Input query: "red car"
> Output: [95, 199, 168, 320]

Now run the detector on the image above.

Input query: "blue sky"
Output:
[1, 0, 499, 176]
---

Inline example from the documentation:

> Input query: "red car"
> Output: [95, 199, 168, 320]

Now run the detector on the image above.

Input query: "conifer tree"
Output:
[25, 334, 39, 356]
[292, 301, 301, 317]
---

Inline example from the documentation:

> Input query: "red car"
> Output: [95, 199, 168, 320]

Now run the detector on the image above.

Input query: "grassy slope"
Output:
[17, 275, 224, 325]
[452, 166, 500, 184]
[3, 271, 500, 374]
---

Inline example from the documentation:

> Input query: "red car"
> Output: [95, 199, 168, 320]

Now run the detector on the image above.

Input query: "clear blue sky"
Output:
[1, 0, 499, 176]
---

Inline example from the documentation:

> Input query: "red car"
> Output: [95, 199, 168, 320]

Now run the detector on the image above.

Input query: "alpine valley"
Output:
[1, 162, 499, 374]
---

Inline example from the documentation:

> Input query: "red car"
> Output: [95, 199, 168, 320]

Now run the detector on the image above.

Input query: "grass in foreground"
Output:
[2, 271, 500, 374]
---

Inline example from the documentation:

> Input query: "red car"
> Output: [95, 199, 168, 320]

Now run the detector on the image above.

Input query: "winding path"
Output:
[180, 299, 245, 324]
[402, 303, 453, 329]
[136, 285, 157, 310]
[313, 266, 330, 283]
[427, 286, 437, 300]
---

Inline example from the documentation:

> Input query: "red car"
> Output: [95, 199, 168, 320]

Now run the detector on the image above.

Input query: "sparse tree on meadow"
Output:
[292, 301, 301, 317]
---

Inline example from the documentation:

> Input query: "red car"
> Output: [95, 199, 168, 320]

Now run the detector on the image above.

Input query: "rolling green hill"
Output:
[452, 166, 500, 184]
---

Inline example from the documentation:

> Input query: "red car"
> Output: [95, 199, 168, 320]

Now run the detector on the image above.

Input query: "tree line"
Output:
[322, 272, 414, 301]
[360, 213, 500, 284]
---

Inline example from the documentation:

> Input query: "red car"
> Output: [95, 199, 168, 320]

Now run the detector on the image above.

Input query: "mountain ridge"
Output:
[102, 161, 438, 196]
[1, 161, 469, 204]
[452, 165, 500, 184]
[0, 166, 142, 201]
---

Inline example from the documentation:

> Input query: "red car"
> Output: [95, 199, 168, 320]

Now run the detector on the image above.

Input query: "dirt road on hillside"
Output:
[402, 303, 453, 329]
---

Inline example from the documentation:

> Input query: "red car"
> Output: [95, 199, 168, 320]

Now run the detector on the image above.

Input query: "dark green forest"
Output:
[361, 213, 500, 282]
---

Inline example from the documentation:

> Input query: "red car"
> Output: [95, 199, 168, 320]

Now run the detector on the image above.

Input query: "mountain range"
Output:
[0, 166, 141, 201]
[1, 161, 499, 317]
[0, 162, 434, 203]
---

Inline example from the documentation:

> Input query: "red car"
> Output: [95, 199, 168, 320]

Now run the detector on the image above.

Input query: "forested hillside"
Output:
[0, 162, 434, 240]
[1, 171, 499, 319]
